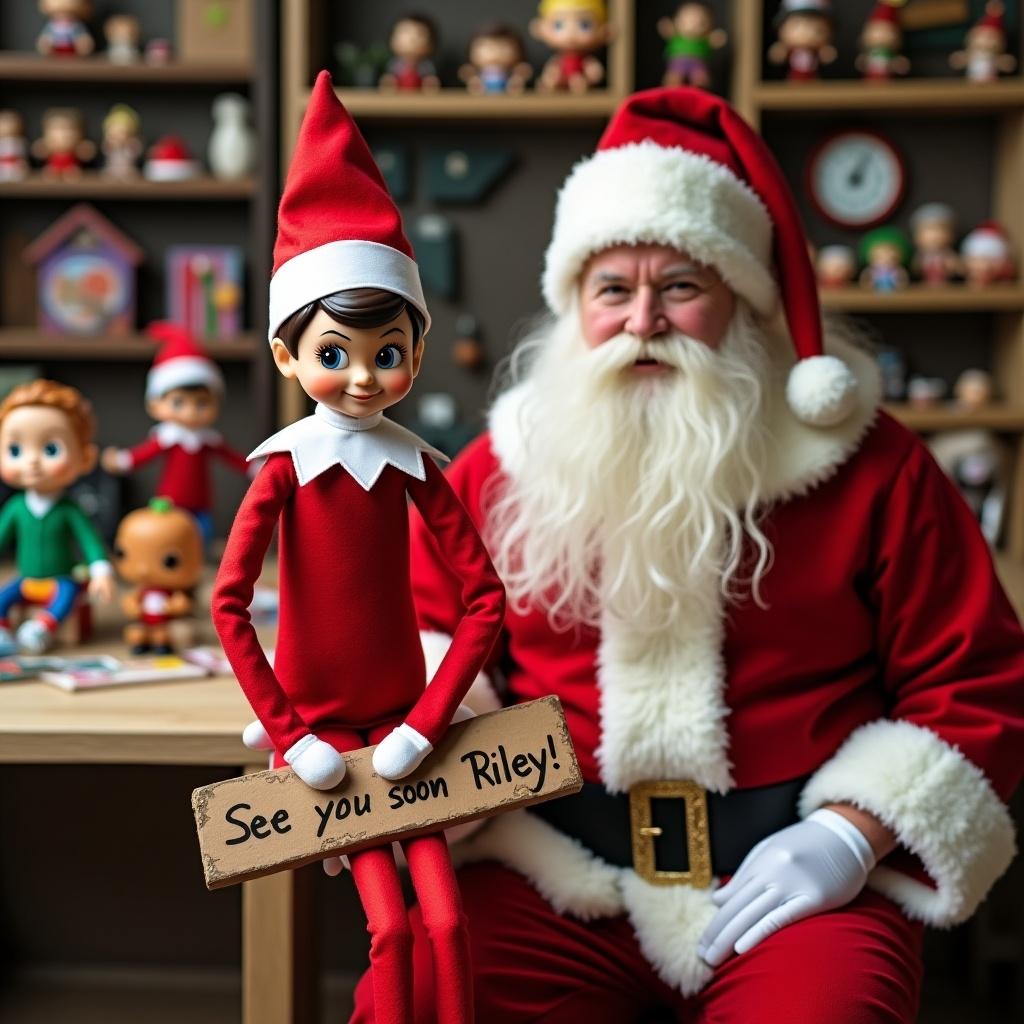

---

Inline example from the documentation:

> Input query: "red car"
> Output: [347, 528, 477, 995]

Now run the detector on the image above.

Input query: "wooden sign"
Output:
[192, 697, 582, 889]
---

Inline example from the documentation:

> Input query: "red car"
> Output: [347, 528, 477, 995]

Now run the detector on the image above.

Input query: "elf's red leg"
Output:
[401, 832, 472, 1024]
[348, 844, 413, 1024]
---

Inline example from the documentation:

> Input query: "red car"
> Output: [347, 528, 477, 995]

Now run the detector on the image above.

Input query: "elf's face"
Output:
[147, 387, 220, 430]
[272, 307, 424, 419]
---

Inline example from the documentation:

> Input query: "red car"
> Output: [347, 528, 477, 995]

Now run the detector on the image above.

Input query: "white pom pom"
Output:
[786, 355, 858, 427]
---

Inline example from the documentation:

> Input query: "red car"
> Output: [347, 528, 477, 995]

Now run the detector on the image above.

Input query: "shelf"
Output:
[820, 285, 1024, 313]
[324, 87, 620, 121]
[0, 175, 255, 201]
[754, 78, 1024, 114]
[0, 330, 258, 362]
[0, 52, 251, 85]
[885, 404, 1024, 431]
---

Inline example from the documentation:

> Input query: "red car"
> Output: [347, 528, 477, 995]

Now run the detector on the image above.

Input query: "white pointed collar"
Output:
[247, 403, 448, 490]
[153, 421, 222, 453]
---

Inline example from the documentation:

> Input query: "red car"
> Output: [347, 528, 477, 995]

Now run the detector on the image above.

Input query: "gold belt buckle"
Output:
[629, 780, 712, 888]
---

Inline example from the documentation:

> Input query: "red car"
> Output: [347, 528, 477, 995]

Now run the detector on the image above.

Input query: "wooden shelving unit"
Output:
[0, 175, 255, 200]
[820, 285, 1024, 313]
[732, 1, 1024, 560]
[0, 328, 257, 361]
[0, 51, 251, 85]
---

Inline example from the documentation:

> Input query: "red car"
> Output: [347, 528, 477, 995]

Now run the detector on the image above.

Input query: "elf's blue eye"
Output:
[375, 344, 404, 370]
[317, 344, 348, 370]
[7, 443, 20, 458]
[580, 17, 593, 30]
[44, 441, 62, 459]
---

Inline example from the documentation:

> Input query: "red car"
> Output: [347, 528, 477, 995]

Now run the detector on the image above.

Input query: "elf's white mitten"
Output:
[284, 733, 346, 789]
[372, 723, 433, 780]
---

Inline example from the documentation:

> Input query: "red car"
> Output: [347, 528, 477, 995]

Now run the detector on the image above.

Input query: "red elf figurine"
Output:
[211, 72, 505, 1024]
[102, 322, 251, 545]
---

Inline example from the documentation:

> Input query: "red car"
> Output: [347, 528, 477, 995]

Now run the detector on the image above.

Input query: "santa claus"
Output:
[348, 87, 1024, 1021]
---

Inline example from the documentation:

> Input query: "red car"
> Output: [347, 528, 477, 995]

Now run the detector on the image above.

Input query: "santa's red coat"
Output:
[213, 452, 505, 757]
[408, 367, 1024, 994]
[127, 434, 248, 513]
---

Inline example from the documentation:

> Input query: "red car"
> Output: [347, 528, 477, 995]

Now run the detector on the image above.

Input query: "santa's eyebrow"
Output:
[660, 264, 705, 278]
[589, 271, 629, 284]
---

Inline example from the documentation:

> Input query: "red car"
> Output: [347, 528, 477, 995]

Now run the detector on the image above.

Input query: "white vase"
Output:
[208, 93, 255, 180]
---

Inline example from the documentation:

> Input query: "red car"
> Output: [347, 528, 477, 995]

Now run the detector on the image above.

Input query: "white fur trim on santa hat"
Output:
[799, 718, 1016, 926]
[268, 239, 430, 341]
[786, 353, 859, 427]
[146, 355, 224, 400]
[542, 141, 776, 318]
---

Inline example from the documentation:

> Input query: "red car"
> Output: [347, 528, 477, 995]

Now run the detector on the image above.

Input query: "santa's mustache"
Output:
[575, 331, 720, 376]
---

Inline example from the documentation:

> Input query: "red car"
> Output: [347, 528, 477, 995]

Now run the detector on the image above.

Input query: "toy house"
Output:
[23, 203, 143, 337]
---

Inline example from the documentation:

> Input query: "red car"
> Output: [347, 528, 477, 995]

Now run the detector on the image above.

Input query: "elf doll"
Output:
[101, 322, 250, 545]
[211, 72, 505, 1024]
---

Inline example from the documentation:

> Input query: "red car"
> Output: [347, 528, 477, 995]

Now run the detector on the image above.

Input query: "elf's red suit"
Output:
[123, 422, 248, 514]
[214, 71, 506, 1024]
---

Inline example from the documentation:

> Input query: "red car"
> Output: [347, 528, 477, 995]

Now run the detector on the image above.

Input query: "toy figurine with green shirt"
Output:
[0, 380, 113, 653]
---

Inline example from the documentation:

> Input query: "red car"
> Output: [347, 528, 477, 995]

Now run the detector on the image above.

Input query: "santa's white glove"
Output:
[284, 734, 346, 790]
[372, 723, 433, 780]
[697, 809, 875, 967]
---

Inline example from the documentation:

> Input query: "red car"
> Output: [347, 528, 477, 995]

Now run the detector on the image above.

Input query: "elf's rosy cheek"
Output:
[303, 371, 342, 402]
[384, 370, 413, 396]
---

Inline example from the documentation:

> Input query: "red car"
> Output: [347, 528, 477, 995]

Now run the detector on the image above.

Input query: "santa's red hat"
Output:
[962, 221, 1012, 259]
[145, 320, 224, 400]
[542, 86, 858, 427]
[268, 71, 428, 342]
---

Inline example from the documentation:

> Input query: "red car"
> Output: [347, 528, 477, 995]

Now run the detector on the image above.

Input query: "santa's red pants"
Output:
[350, 862, 923, 1023]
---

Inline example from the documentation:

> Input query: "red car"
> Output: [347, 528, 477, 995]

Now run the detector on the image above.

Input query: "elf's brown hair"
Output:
[0, 379, 96, 449]
[275, 287, 426, 358]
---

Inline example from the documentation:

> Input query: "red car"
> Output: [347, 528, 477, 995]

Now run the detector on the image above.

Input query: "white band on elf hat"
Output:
[146, 354, 224, 400]
[542, 140, 775, 318]
[268, 239, 430, 342]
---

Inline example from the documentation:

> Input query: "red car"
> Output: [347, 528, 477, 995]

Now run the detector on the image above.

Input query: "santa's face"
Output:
[578, 244, 736, 371]
[273, 307, 424, 419]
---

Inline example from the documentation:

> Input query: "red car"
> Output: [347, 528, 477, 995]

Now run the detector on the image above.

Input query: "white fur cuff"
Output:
[799, 719, 1016, 926]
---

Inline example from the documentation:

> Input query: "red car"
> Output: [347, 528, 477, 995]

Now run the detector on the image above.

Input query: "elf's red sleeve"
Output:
[210, 438, 251, 476]
[126, 436, 163, 468]
[211, 453, 310, 753]
[402, 454, 506, 745]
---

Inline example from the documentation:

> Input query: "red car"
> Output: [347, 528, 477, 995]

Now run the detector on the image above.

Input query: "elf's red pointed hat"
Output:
[978, 1, 1007, 32]
[145, 321, 224, 400]
[543, 86, 857, 427]
[268, 71, 429, 341]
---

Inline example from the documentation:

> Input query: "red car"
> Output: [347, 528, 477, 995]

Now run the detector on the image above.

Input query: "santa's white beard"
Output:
[486, 304, 775, 633]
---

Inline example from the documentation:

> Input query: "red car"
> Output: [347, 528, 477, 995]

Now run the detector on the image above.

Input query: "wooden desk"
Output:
[0, 661, 313, 1024]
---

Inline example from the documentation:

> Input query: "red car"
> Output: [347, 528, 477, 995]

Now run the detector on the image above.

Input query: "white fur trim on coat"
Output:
[459, 809, 716, 996]
[799, 719, 1017, 926]
[542, 142, 775, 318]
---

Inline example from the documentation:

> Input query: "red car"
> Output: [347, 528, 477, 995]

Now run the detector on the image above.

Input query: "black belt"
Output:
[529, 775, 809, 885]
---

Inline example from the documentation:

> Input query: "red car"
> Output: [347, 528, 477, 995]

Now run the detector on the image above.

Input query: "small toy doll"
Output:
[859, 226, 911, 292]
[815, 244, 856, 288]
[532, 0, 612, 93]
[0, 380, 114, 654]
[37, 0, 94, 56]
[960, 222, 1016, 286]
[855, 2, 910, 81]
[101, 322, 250, 546]
[378, 13, 441, 92]
[103, 14, 141, 64]
[950, 1, 1017, 82]
[910, 203, 962, 286]
[32, 108, 95, 180]
[459, 23, 534, 95]
[658, 2, 727, 89]
[768, 0, 836, 81]
[113, 498, 203, 654]
[212, 73, 505, 1024]
[100, 104, 142, 179]
[954, 368, 994, 411]
[0, 110, 29, 182]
